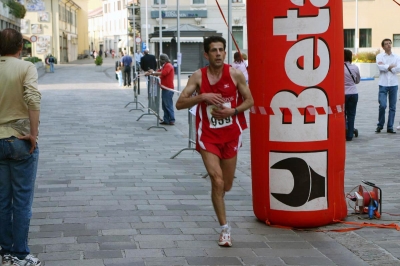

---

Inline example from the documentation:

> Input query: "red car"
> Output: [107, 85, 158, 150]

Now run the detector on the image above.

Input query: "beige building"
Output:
[343, 0, 400, 54]
[17, 0, 89, 63]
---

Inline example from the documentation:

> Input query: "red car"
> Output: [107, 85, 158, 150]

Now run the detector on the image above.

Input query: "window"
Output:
[232, 26, 243, 50]
[154, 26, 166, 32]
[153, 0, 165, 4]
[104, 4, 107, 13]
[118, 1, 121, 10]
[193, 0, 205, 4]
[344, 29, 354, 48]
[393, 34, 400, 47]
[359, 28, 372, 48]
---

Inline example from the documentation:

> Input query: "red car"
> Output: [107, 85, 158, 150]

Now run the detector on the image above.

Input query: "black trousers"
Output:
[122, 66, 131, 86]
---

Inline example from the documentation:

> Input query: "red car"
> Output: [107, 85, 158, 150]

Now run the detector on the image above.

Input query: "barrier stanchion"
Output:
[170, 108, 198, 158]
[137, 76, 167, 131]
[124, 71, 146, 112]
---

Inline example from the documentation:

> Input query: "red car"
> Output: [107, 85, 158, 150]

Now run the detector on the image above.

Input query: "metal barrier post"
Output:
[124, 71, 145, 111]
[137, 76, 167, 131]
[170, 109, 198, 158]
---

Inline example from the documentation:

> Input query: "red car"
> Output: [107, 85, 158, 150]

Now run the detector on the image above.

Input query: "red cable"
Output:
[215, 0, 243, 59]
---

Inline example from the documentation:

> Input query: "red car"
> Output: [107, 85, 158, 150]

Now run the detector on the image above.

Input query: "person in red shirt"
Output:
[175, 36, 253, 247]
[145, 53, 175, 125]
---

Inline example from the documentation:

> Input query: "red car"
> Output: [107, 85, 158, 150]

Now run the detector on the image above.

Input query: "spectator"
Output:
[344, 49, 361, 141]
[0, 28, 42, 266]
[375, 38, 400, 133]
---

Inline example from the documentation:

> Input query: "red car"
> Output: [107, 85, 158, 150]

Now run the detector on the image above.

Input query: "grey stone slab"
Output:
[253, 248, 325, 257]
[38, 251, 81, 261]
[124, 248, 164, 258]
[240, 257, 285, 266]
[205, 248, 256, 257]
[99, 242, 137, 250]
[266, 241, 314, 249]
[282, 257, 336, 265]
[186, 257, 242, 265]
[103, 258, 145, 266]
[164, 248, 207, 257]
[46, 243, 99, 252]
[42, 259, 105, 266]
[144, 257, 189, 266]
[84, 250, 123, 259]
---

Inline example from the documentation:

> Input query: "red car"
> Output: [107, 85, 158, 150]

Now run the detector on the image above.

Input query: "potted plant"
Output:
[353, 49, 380, 78]
[94, 56, 103, 72]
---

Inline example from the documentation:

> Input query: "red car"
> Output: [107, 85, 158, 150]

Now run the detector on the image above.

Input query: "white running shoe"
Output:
[2, 254, 12, 266]
[218, 226, 232, 247]
[12, 254, 41, 266]
[397, 125, 400, 130]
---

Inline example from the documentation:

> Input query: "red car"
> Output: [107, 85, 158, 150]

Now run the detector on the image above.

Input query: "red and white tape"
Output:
[250, 105, 344, 116]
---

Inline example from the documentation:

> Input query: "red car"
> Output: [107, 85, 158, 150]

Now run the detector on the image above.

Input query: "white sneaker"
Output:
[218, 226, 232, 247]
[2, 254, 12, 266]
[12, 254, 41, 266]
[397, 125, 400, 130]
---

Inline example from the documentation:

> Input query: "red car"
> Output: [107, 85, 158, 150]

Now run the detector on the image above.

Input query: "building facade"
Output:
[142, 0, 247, 63]
[343, 0, 400, 54]
[15, 0, 89, 63]
[0, 0, 21, 32]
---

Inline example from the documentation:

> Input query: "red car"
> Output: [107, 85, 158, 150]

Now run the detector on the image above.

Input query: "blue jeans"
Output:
[345, 94, 358, 141]
[377, 85, 398, 130]
[50, 63, 54, 73]
[0, 137, 39, 259]
[161, 89, 175, 123]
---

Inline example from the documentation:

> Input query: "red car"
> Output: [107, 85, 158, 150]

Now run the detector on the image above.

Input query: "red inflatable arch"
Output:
[248, 0, 347, 227]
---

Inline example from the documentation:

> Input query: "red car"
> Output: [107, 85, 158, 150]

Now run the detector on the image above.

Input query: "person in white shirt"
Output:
[375, 38, 400, 133]
[231, 52, 248, 84]
[134, 50, 143, 72]
[344, 49, 361, 141]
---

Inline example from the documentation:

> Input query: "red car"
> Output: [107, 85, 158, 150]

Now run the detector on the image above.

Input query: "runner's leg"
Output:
[200, 149, 226, 225]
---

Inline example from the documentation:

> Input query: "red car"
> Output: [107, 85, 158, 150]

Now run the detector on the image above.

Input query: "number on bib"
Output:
[206, 103, 233, 129]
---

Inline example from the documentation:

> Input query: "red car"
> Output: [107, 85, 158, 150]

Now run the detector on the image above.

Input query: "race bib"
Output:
[206, 102, 233, 129]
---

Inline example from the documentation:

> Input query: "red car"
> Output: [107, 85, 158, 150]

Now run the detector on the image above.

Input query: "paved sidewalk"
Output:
[29, 56, 400, 266]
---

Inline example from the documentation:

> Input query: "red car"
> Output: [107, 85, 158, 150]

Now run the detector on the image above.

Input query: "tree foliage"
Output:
[6, 0, 26, 19]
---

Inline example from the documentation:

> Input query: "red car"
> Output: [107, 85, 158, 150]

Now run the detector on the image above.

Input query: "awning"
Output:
[150, 37, 203, 43]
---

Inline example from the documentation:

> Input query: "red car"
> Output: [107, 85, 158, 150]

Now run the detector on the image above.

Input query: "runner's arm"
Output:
[232, 67, 254, 114]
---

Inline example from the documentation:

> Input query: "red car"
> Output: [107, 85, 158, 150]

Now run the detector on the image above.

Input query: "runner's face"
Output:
[205, 42, 226, 68]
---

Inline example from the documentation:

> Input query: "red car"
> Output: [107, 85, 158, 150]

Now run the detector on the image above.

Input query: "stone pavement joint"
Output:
[27, 56, 400, 265]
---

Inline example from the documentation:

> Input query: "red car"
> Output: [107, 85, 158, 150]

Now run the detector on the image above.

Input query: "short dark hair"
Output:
[233, 52, 243, 63]
[381, 38, 392, 47]
[0, 28, 23, 56]
[204, 36, 226, 53]
[344, 49, 352, 62]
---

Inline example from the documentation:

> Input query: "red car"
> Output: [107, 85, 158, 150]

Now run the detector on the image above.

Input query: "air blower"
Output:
[354, 180, 382, 219]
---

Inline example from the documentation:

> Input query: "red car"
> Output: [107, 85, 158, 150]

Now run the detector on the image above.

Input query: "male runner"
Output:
[176, 36, 254, 247]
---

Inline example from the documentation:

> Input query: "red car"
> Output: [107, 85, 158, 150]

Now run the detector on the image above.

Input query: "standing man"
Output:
[375, 38, 400, 133]
[0, 28, 42, 266]
[145, 54, 175, 125]
[134, 50, 143, 72]
[48, 54, 55, 73]
[121, 52, 133, 87]
[140, 49, 157, 72]
[175, 36, 253, 247]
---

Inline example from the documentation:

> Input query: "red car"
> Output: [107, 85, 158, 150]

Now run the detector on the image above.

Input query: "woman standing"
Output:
[344, 49, 361, 141]
[232, 52, 248, 84]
